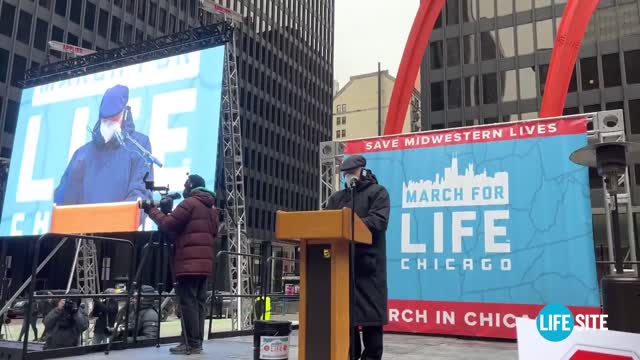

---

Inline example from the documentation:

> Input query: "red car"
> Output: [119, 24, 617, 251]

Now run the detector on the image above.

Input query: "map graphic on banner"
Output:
[344, 118, 600, 339]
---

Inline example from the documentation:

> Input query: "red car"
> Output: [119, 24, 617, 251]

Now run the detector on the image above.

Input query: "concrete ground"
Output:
[67, 331, 519, 360]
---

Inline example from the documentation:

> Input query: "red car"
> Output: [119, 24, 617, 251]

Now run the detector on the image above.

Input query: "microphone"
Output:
[346, 175, 358, 189]
[114, 128, 125, 146]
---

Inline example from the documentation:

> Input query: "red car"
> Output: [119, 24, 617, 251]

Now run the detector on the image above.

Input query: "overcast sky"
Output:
[334, 0, 420, 90]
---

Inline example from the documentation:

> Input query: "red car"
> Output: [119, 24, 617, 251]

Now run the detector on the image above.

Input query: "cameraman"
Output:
[42, 289, 89, 350]
[90, 288, 119, 345]
[141, 174, 219, 355]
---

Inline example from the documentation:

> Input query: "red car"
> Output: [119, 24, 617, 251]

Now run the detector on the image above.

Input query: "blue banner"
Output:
[344, 118, 599, 338]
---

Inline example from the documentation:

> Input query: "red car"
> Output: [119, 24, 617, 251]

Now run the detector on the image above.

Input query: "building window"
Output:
[148, 2, 157, 26]
[602, 54, 621, 88]
[16, 10, 33, 45]
[498, 27, 515, 58]
[126, 0, 134, 14]
[625, 50, 640, 84]
[0, 3, 16, 37]
[341, 116, 346, 125]
[447, 78, 461, 109]
[4, 100, 19, 134]
[446, 37, 460, 67]
[98, 9, 109, 38]
[341, 129, 346, 138]
[580, 57, 599, 91]
[11, 54, 27, 85]
[111, 16, 121, 43]
[431, 82, 444, 111]
[335, 130, 340, 138]
[34, 19, 48, 51]
[503, 70, 518, 102]
[430, 41, 443, 69]
[67, 33, 78, 45]
[482, 73, 498, 104]
[0, 49, 8, 83]
[519, 68, 537, 100]
[628, 99, 640, 134]
[82, 40, 92, 49]
[463, 35, 476, 64]
[54, 0, 67, 17]
[70, 0, 82, 24]
[137, 0, 147, 21]
[123, 24, 133, 43]
[84, 2, 96, 31]
[516, 23, 534, 56]
[159, 8, 166, 32]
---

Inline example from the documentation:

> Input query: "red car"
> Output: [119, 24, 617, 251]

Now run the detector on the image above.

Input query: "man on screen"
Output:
[54, 84, 153, 206]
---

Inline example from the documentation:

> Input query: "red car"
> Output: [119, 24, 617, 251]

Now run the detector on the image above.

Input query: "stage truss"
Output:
[219, 23, 253, 330]
[318, 110, 637, 275]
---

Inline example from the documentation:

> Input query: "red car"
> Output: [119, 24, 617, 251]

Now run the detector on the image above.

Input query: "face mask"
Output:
[344, 173, 359, 188]
[100, 121, 120, 143]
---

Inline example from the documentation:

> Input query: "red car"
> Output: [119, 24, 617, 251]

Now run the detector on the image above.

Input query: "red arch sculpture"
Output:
[539, 0, 599, 117]
[384, 0, 446, 135]
[384, 0, 599, 135]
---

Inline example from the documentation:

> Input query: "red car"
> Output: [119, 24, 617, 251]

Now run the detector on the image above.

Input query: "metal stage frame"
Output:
[318, 110, 638, 276]
[0, 15, 257, 354]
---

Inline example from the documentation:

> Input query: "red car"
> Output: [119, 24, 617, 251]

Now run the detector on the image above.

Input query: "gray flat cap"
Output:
[340, 155, 366, 171]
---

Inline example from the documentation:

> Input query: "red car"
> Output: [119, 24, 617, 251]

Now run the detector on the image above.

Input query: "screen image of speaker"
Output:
[1, 45, 225, 236]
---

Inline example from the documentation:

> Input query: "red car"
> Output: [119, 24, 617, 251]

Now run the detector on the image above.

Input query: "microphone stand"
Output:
[118, 131, 164, 168]
[349, 183, 357, 360]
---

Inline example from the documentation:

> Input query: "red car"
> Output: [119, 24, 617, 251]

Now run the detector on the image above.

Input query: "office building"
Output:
[420, 0, 640, 262]
[333, 70, 420, 141]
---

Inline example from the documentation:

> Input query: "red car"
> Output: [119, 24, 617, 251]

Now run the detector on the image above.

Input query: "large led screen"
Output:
[1, 46, 225, 236]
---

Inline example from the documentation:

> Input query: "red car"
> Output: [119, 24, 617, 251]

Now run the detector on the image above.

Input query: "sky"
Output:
[334, 0, 420, 90]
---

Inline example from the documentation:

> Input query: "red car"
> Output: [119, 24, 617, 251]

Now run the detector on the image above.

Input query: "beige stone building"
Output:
[333, 70, 421, 141]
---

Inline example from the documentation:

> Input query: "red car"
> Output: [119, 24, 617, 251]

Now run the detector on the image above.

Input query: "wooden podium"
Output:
[275, 208, 371, 360]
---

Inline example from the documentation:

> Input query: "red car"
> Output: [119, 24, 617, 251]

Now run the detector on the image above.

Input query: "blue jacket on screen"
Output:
[53, 108, 154, 206]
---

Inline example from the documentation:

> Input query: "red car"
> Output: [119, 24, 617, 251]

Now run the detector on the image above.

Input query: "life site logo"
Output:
[536, 304, 608, 342]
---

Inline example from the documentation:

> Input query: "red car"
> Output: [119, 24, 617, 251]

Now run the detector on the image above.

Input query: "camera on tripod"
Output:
[138, 172, 181, 215]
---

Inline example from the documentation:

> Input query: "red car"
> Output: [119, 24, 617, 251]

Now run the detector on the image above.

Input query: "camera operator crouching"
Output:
[42, 289, 89, 350]
[140, 174, 219, 355]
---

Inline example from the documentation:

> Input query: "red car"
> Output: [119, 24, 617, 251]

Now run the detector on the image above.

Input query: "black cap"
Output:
[340, 155, 366, 171]
[188, 174, 206, 188]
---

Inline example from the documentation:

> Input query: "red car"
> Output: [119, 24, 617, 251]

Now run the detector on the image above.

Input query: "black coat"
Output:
[43, 307, 89, 350]
[326, 172, 390, 326]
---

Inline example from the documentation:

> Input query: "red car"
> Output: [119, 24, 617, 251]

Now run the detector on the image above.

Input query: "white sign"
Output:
[517, 317, 640, 360]
[47, 41, 96, 56]
[259, 336, 289, 360]
[199, 0, 243, 22]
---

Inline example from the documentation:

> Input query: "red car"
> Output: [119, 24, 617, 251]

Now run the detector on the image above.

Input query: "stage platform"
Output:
[66, 331, 518, 359]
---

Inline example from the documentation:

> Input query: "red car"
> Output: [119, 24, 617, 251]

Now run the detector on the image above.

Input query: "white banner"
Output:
[516, 317, 640, 360]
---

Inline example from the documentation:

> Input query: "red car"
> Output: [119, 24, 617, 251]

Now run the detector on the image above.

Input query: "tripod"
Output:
[105, 231, 190, 354]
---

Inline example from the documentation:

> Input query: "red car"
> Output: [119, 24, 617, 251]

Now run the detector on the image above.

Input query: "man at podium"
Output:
[325, 155, 390, 360]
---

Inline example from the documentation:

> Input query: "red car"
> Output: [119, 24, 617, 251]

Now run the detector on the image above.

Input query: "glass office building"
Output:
[421, 0, 640, 263]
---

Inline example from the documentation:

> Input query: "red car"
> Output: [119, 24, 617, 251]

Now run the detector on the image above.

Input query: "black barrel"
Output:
[253, 320, 292, 360]
[601, 275, 640, 333]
